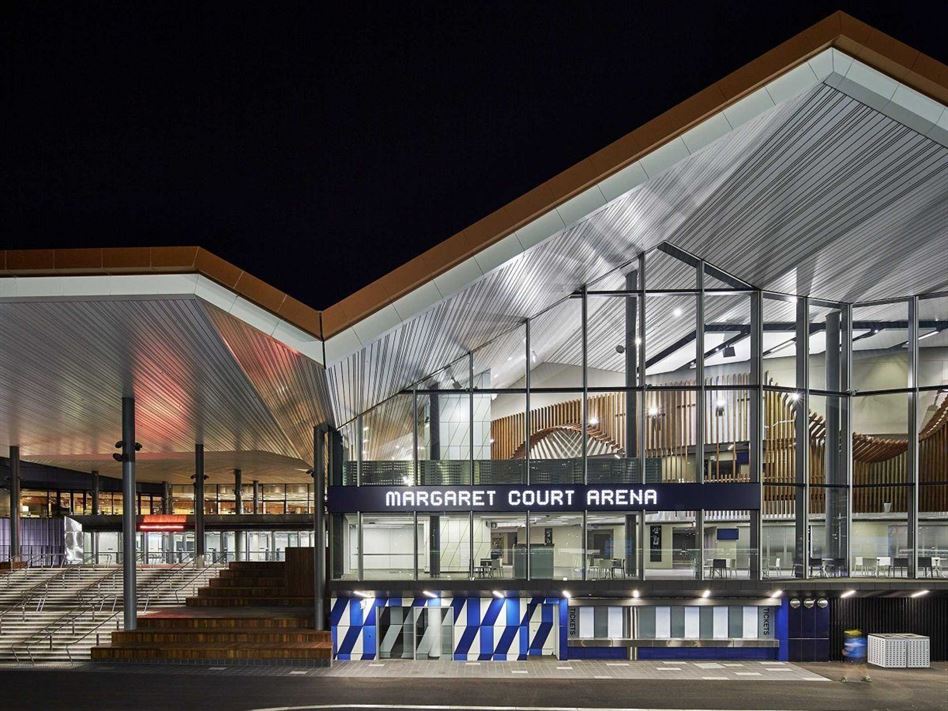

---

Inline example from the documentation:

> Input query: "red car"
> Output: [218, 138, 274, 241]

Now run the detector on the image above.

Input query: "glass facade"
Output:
[332, 247, 948, 583]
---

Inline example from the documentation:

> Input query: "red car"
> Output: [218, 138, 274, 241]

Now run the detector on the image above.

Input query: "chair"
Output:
[767, 556, 781, 578]
[809, 557, 825, 577]
[893, 557, 909, 577]
[489, 557, 502, 578]
[918, 556, 934, 578]
[710, 558, 727, 578]
[854, 556, 864, 575]
[831, 558, 847, 577]
[877, 556, 891, 576]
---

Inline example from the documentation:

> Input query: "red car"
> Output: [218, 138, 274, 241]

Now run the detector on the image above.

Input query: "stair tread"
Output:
[101, 640, 331, 650]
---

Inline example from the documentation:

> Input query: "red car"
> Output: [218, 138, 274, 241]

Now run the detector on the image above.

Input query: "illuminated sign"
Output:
[138, 514, 187, 532]
[327, 482, 759, 513]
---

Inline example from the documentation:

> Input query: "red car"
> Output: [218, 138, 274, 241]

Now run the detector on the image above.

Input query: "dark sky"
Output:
[4, 2, 947, 309]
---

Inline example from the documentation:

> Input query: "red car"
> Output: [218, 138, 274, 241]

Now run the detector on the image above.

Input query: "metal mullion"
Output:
[525, 319, 531, 485]
[582, 510, 588, 581]
[908, 296, 919, 578]
[749, 290, 763, 581]
[356, 413, 363, 486]
[695, 262, 705, 581]
[412, 389, 419, 486]
[469, 352, 475, 487]
[413, 511, 419, 581]
[357, 511, 364, 581]
[795, 296, 809, 580]
[582, 286, 588, 485]
[842, 303, 853, 575]
[637, 252, 647, 582]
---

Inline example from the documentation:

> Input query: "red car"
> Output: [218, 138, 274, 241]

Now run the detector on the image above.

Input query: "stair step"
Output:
[186, 596, 314, 607]
[138, 614, 312, 630]
[112, 629, 329, 644]
[198, 586, 288, 597]
[213, 574, 286, 585]
[227, 562, 285, 572]
[92, 641, 331, 662]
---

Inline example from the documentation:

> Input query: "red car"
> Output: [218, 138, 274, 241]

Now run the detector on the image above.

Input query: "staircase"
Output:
[0, 563, 222, 663]
[187, 561, 314, 607]
[92, 560, 330, 666]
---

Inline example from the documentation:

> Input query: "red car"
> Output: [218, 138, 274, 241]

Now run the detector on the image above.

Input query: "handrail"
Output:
[16, 556, 222, 663]
[67, 559, 219, 662]
[0, 565, 85, 634]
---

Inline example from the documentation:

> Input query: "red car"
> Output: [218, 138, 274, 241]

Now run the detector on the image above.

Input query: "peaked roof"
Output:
[2, 11, 946, 347]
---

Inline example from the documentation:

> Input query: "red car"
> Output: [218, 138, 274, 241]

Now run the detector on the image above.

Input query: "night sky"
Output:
[4, 3, 947, 309]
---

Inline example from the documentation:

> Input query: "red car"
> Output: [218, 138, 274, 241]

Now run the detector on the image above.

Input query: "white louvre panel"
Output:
[328, 83, 948, 424]
[655, 607, 671, 640]
[0, 297, 331, 481]
[684, 607, 700, 639]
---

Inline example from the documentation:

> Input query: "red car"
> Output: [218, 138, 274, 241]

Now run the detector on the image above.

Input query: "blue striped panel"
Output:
[479, 625, 494, 661]
[329, 597, 349, 626]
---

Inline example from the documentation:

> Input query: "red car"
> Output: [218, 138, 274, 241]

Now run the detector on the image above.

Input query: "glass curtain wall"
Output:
[336, 247, 947, 582]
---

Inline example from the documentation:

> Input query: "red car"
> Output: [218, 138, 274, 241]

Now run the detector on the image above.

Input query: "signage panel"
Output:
[138, 514, 187, 532]
[327, 482, 759, 513]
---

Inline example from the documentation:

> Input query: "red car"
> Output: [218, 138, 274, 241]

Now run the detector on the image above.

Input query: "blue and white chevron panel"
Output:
[329, 595, 567, 661]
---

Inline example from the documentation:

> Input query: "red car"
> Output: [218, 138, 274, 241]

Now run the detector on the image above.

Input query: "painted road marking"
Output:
[735, 672, 761, 676]
[702, 676, 729, 680]
[511, 670, 528, 674]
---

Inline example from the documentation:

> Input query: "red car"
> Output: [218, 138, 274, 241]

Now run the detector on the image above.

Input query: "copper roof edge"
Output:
[3, 12, 947, 346]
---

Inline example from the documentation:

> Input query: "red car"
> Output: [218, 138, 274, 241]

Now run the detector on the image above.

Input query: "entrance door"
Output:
[378, 606, 414, 659]
[415, 606, 454, 659]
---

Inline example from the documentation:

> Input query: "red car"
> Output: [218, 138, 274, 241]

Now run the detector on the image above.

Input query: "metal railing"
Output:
[0, 565, 88, 634]
[14, 555, 220, 664]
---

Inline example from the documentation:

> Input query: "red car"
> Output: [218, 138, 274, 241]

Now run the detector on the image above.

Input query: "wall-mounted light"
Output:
[840, 590, 856, 598]
[422, 590, 438, 599]
[769, 589, 782, 598]
[562, 590, 571, 599]
[702, 589, 711, 598]
[632, 589, 640, 599]
[910, 589, 929, 598]
[492, 590, 504, 599]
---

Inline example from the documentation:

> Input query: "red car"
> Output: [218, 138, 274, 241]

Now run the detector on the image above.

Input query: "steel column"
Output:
[193, 444, 206, 560]
[91, 470, 100, 517]
[313, 424, 328, 630]
[907, 296, 919, 578]
[9, 446, 20, 562]
[120, 396, 138, 630]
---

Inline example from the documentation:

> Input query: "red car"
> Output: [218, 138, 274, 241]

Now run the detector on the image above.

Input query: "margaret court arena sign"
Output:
[327, 482, 760, 513]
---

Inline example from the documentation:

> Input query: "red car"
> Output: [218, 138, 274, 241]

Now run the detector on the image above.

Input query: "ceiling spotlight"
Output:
[790, 392, 801, 402]
[588, 416, 599, 426]
[723, 345, 736, 358]
[648, 406, 661, 417]
[673, 308, 683, 318]
[716, 398, 727, 408]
